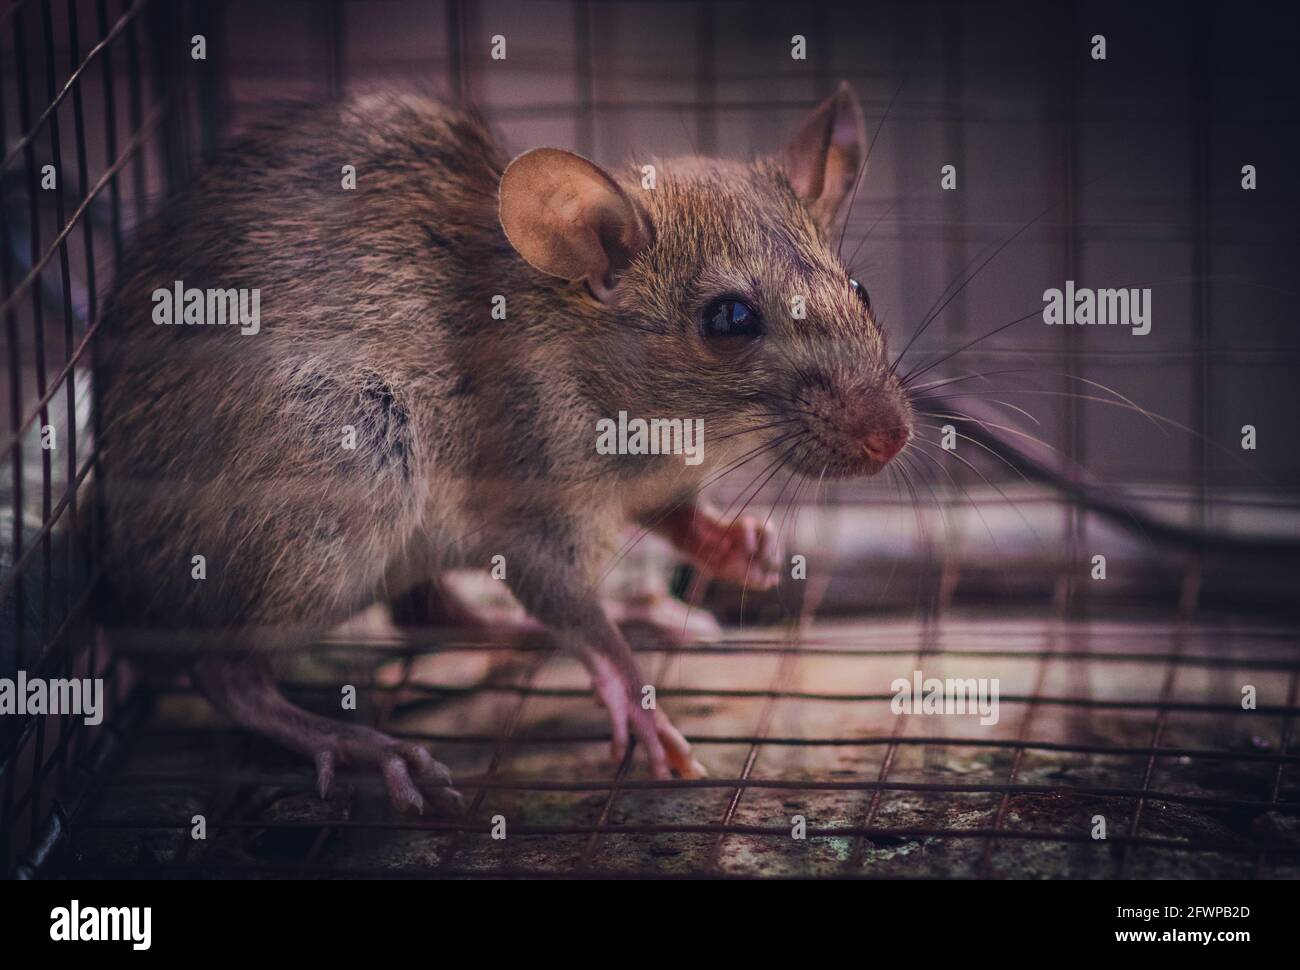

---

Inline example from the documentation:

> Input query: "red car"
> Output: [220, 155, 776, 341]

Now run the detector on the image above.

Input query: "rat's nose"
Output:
[863, 427, 908, 464]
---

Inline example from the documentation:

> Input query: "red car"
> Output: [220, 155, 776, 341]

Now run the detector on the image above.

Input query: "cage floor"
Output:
[43, 609, 1300, 879]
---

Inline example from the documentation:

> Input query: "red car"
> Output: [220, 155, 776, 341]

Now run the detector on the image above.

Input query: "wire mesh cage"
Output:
[0, 0, 221, 876]
[2, 0, 1298, 880]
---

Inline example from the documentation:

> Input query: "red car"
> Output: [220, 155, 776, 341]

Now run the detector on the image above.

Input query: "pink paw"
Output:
[590, 656, 708, 779]
[697, 515, 782, 591]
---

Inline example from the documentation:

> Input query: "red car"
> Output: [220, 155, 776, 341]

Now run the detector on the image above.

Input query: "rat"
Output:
[95, 81, 913, 813]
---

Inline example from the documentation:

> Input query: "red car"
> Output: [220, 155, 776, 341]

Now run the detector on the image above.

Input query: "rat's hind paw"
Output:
[192, 655, 464, 816]
[311, 728, 465, 816]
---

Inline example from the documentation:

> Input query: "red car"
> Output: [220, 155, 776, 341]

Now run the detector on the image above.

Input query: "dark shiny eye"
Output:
[850, 277, 871, 311]
[702, 297, 762, 340]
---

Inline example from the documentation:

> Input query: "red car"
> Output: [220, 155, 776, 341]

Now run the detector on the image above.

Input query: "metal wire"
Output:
[0, 0, 196, 877]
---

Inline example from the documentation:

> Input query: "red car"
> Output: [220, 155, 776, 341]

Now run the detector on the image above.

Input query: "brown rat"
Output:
[96, 82, 912, 811]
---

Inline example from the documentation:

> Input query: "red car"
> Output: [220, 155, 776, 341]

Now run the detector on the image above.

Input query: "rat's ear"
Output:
[499, 148, 651, 303]
[781, 81, 867, 230]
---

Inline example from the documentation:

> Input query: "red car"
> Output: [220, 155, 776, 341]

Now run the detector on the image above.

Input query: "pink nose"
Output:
[863, 428, 907, 463]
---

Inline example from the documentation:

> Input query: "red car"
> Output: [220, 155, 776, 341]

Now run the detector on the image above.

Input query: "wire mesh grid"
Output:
[42, 602, 1300, 878]
[0, 0, 213, 876]
[3, 0, 1299, 878]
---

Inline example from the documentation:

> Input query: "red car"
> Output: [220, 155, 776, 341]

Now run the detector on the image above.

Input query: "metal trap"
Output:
[3, 0, 1299, 880]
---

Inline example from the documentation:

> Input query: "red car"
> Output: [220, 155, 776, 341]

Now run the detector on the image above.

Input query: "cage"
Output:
[1, 0, 1298, 880]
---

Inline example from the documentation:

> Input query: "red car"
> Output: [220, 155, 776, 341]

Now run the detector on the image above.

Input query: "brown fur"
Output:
[97, 90, 911, 663]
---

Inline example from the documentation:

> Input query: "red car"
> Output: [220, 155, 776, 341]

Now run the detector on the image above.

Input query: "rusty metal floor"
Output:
[42, 610, 1300, 879]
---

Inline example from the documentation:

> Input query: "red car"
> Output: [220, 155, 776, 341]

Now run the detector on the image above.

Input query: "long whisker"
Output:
[901, 307, 1041, 387]
[838, 76, 906, 258]
[912, 434, 1041, 542]
[907, 439, 1001, 551]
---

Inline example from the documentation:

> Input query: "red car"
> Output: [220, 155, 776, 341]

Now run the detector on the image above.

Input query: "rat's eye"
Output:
[702, 297, 762, 340]
[850, 278, 871, 311]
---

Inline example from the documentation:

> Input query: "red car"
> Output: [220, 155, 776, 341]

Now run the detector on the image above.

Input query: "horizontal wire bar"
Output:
[301, 637, 1300, 670]
[65, 818, 1300, 855]
[123, 727, 1300, 764]
[79, 773, 1300, 812]
[152, 681, 1300, 715]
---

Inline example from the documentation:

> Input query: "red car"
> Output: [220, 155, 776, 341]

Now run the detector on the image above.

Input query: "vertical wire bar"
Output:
[1190, 3, 1211, 562]
[14, 3, 55, 843]
[14, 7, 51, 668]
[191, 0, 223, 163]
[96, 0, 125, 271]
[1256, 670, 1297, 877]
[1055, 0, 1082, 619]
[67, 0, 95, 622]
[147, 0, 186, 192]
[90, 0, 124, 639]
[122, 0, 146, 228]
[940, 1, 966, 338]
[445, 0, 465, 103]
[0, 10, 27, 868]
[324, 0, 344, 100]
[40, 0, 81, 796]
[572, 0, 593, 157]
[693, 0, 714, 157]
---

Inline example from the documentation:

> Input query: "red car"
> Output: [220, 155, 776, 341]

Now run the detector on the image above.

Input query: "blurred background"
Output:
[1, 0, 1298, 879]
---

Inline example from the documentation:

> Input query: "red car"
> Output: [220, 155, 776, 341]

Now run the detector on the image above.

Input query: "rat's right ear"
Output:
[499, 148, 651, 303]
[781, 81, 868, 230]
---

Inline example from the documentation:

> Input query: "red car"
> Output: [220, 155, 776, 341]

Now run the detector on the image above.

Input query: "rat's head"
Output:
[499, 82, 911, 480]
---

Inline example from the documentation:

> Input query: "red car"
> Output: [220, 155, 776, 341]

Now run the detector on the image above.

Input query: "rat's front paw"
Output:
[590, 658, 707, 779]
[696, 515, 782, 591]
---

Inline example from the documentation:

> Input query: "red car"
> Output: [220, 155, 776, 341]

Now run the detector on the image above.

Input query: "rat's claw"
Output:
[401, 742, 466, 815]
[311, 733, 463, 815]
[630, 706, 671, 779]
[655, 709, 708, 779]
[381, 755, 426, 815]
[315, 750, 337, 799]
[193, 656, 463, 817]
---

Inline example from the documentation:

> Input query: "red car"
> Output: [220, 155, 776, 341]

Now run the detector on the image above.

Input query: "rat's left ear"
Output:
[781, 81, 867, 230]
[499, 148, 651, 304]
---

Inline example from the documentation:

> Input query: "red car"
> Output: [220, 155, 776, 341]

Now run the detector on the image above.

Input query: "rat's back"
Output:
[97, 95, 505, 636]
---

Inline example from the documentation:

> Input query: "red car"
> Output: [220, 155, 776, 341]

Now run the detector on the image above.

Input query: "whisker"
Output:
[837, 76, 906, 258]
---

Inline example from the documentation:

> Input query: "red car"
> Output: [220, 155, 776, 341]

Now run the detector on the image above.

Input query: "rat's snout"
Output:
[794, 368, 913, 478]
[863, 426, 908, 464]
